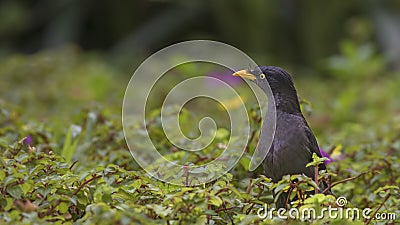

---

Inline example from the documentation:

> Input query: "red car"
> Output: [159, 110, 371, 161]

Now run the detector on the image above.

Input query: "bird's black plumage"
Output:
[234, 66, 330, 208]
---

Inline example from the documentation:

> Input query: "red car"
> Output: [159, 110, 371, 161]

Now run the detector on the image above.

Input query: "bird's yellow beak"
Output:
[232, 70, 257, 80]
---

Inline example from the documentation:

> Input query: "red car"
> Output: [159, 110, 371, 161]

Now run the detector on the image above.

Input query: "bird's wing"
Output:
[303, 122, 334, 195]
[304, 124, 327, 171]
[265, 113, 315, 180]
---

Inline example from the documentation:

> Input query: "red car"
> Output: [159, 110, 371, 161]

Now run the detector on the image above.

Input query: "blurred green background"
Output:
[1, 0, 400, 144]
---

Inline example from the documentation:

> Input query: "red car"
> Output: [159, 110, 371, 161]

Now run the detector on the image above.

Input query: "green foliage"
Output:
[1, 101, 399, 224]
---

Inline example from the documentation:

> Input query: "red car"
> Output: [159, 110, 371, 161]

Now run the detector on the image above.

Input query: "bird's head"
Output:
[233, 66, 301, 114]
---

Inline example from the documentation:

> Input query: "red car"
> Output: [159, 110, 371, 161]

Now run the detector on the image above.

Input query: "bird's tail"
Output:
[274, 192, 289, 209]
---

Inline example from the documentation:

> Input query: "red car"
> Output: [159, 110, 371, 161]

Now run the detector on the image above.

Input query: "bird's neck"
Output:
[273, 92, 302, 115]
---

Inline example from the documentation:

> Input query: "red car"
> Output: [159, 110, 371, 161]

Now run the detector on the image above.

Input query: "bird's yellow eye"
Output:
[260, 73, 266, 79]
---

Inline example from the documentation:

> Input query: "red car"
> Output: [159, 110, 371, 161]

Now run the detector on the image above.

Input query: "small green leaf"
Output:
[62, 126, 80, 162]
[3, 176, 17, 186]
[215, 128, 229, 140]
[21, 181, 33, 195]
[0, 170, 5, 181]
[7, 186, 22, 199]
[5, 197, 14, 211]
[306, 153, 329, 167]
[209, 195, 223, 207]
[147, 204, 172, 217]
[57, 202, 69, 214]
[39, 186, 51, 197]
[9, 210, 21, 220]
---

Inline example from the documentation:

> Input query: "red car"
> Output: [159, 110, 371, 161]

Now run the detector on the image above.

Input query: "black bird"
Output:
[233, 66, 331, 208]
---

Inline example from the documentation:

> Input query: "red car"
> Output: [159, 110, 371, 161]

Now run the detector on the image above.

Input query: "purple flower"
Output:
[319, 147, 333, 164]
[206, 70, 243, 87]
[24, 135, 32, 145]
